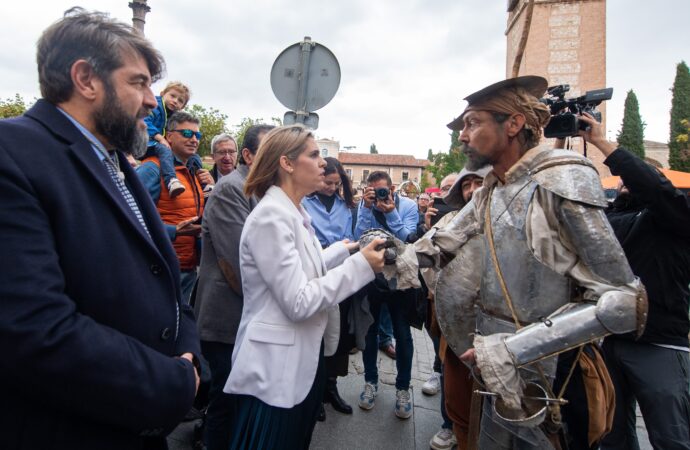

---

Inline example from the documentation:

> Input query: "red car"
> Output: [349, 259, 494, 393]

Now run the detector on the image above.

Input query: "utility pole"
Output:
[128, 0, 151, 35]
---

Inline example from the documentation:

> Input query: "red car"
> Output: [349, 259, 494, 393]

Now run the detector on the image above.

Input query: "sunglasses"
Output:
[171, 129, 202, 140]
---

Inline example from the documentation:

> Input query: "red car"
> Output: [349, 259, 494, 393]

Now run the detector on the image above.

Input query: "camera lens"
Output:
[375, 187, 390, 199]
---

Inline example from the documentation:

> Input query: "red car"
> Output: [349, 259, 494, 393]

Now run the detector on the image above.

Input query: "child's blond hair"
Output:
[161, 81, 191, 108]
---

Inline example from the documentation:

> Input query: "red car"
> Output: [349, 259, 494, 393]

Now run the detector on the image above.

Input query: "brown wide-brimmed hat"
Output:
[447, 75, 548, 130]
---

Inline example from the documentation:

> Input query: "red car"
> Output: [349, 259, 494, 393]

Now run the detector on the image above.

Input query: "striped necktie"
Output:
[103, 151, 151, 238]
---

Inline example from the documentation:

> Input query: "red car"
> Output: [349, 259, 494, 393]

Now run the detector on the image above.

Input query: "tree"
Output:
[427, 148, 433, 161]
[425, 130, 467, 185]
[186, 104, 229, 157]
[669, 61, 690, 171]
[369, 143, 378, 154]
[616, 90, 645, 158]
[675, 119, 690, 150]
[233, 116, 282, 151]
[0, 94, 29, 119]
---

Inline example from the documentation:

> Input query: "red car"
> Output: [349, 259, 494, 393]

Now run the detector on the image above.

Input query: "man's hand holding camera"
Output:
[578, 112, 617, 157]
[554, 112, 618, 158]
[363, 186, 395, 213]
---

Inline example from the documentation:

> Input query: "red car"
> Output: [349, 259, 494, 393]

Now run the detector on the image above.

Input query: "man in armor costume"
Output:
[388, 76, 648, 449]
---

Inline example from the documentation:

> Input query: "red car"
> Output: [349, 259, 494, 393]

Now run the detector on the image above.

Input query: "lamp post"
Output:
[128, 0, 150, 35]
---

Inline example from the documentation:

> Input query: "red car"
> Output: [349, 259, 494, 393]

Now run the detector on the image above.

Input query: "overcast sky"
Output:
[1, 0, 687, 159]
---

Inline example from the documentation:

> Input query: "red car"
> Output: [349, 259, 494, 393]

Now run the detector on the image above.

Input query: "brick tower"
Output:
[506, 0, 610, 176]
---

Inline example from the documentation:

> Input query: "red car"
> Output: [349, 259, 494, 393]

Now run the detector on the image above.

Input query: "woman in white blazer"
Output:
[224, 125, 386, 450]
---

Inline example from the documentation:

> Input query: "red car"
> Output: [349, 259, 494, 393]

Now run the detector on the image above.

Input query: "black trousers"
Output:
[600, 338, 690, 450]
[199, 340, 234, 450]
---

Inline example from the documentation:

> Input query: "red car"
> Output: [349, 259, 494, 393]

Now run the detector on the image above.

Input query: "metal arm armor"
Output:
[503, 285, 647, 367]
[529, 149, 609, 208]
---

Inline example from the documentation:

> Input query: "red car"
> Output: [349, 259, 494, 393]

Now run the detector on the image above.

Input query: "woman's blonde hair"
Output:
[244, 125, 314, 199]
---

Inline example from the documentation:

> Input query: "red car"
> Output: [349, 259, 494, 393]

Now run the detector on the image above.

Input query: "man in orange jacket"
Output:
[138, 111, 214, 303]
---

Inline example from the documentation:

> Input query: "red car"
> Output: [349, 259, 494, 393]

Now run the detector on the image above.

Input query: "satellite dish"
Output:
[270, 37, 340, 129]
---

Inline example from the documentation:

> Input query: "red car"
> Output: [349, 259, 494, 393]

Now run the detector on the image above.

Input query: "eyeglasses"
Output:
[440, 185, 452, 192]
[170, 129, 202, 140]
[215, 150, 237, 157]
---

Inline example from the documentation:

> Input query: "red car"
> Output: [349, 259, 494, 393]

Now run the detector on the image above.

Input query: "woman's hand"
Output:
[360, 238, 386, 273]
[342, 239, 359, 254]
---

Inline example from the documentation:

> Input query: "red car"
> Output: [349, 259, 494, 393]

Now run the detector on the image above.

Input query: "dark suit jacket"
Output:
[0, 100, 201, 450]
[210, 164, 220, 182]
[195, 165, 257, 344]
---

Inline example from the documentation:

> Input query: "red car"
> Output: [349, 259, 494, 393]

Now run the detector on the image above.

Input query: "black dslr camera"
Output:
[541, 84, 613, 138]
[375, 187, 390, 200]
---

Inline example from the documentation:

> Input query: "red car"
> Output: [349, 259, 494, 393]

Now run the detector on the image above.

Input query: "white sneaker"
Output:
[358, 382, 378, 410]
[395, 389, 412, 419]
[422, 371, 441, 395]
[430, 428, 456, 450]
[167, 178, 185, 198]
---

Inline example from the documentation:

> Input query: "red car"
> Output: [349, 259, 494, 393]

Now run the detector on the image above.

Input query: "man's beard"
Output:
[93, 82, 149, 159]
[463, 144, 492, 171]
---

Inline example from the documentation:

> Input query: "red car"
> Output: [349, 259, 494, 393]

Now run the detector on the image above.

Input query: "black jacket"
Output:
[605, 148, 690, 346]
[0, 100, 201, 449]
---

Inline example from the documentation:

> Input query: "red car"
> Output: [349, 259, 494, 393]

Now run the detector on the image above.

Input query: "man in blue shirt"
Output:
[354, 171, 419, 419]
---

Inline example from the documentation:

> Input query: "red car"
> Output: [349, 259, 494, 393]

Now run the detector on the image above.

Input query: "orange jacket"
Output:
[143, 156, 204, 270]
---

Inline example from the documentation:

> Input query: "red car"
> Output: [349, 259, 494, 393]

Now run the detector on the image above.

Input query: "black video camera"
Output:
[541, 84, 613, 138]
[375, 187, 391, 200]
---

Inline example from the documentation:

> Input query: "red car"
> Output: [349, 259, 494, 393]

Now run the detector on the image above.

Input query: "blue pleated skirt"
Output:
[228, 344, 326, 450]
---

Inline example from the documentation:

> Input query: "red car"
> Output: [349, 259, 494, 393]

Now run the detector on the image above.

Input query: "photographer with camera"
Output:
[354, 171, 420, 420]
[573, 114, 690, 450]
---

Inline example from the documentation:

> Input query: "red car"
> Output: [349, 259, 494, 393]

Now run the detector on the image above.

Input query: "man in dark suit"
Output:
[0, 8, 200, 450]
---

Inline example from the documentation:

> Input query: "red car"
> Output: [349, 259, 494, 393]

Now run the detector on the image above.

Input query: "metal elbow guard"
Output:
[595, 286, 648, 337]
[504, 287, 648, 368]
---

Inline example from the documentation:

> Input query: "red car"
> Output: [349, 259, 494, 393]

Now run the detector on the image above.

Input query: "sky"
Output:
[1, 0, 687, 159]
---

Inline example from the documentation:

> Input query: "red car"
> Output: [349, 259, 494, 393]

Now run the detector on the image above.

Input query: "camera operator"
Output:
[577, 113, 690, 450]
[356, 173, 418, 242]
[354, 171, 420, 420]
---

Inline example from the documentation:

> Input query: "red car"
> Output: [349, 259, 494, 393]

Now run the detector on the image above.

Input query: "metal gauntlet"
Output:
[504, 285, 647, 367]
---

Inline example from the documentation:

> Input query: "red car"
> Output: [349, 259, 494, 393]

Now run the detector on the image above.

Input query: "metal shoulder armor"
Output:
[528, 149, 608, 208]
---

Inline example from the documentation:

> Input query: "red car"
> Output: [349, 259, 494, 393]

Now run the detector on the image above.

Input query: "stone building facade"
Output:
[506, 0, 611, 175]
[337, 153, 430, 188]
[644, 140, 670, 168]
[316, 138, 341, 160]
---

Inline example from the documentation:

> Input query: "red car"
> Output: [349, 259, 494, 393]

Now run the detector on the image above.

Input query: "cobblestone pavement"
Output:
[168, 328, 652, 450]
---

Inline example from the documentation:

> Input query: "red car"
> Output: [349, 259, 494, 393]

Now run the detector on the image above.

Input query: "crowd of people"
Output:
[1, 7, 688, 450]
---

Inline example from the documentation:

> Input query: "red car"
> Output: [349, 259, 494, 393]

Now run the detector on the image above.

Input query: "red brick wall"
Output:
[507, 0, 610, 176]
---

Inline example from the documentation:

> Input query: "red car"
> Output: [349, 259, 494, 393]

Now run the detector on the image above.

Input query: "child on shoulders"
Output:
[144, 81, 206, 197]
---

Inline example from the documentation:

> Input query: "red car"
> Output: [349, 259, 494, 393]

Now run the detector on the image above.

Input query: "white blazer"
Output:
[224, 186, 375, 408]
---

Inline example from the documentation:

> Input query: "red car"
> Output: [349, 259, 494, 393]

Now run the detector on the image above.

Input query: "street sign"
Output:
[270, 36, 340, 129]
[283, 111, 319, 129]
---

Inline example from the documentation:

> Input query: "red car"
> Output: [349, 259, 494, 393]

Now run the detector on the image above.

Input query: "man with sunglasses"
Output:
[138, 111, 214, 303]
